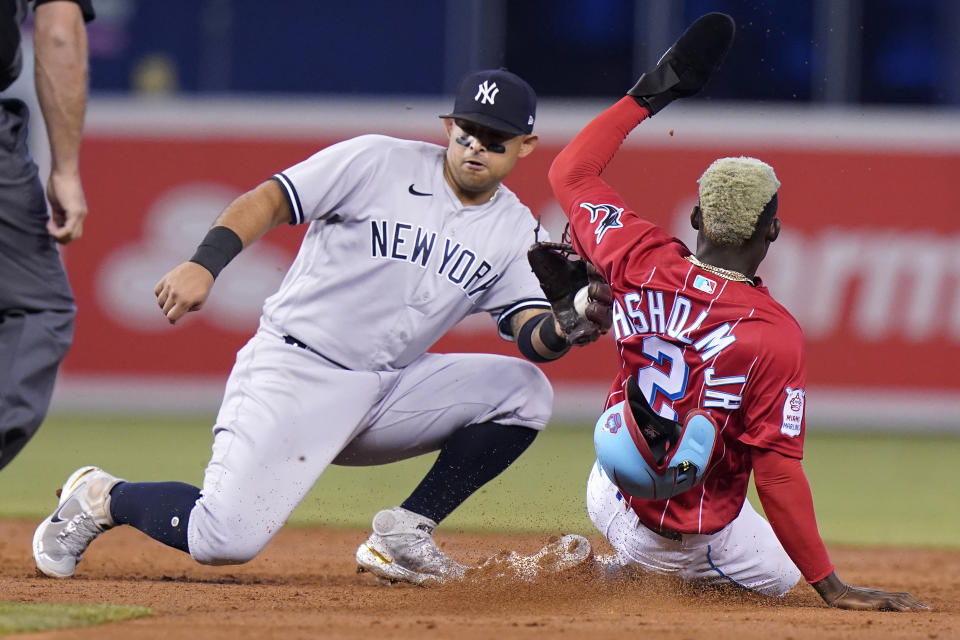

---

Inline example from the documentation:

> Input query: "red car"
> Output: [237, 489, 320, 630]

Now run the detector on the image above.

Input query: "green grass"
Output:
[2, 414, 958, 547]
[0, 601, 152, 635]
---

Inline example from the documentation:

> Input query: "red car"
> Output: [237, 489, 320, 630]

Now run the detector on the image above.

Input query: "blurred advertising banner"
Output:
[52, 99, 960, 429]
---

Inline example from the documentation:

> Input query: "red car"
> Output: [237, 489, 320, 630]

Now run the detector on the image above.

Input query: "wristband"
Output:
[517, 313, 551, 363]
[189, 226, 243, 279]
[538, 315, 570, 353]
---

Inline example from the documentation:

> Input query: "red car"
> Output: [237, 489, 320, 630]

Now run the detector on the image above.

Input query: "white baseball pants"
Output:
[586, 462, 801, 596]
[186, 323, 552, 565]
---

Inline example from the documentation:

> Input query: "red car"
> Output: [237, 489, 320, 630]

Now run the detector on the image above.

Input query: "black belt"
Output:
[282, 334, 349, 370]
[650, 526, 683, 541]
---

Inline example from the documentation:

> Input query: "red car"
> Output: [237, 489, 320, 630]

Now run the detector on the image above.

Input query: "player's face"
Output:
[443, 119, 538, 203]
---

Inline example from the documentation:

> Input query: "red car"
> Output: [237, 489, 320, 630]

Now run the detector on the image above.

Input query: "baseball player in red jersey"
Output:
[550, 14, 928, 611]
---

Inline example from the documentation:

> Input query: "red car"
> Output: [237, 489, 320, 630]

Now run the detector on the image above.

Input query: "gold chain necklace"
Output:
[685, 255, 755, 285]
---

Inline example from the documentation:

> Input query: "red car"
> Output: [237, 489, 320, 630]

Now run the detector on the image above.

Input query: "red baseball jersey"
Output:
[550, 97, 807, 535]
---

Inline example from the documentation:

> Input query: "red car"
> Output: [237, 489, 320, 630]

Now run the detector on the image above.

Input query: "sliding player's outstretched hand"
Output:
[628, 12, 736, 115]
[813, 572, 930, 611]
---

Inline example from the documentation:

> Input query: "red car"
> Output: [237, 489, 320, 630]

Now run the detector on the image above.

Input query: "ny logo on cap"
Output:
[475, 80, 499, 105]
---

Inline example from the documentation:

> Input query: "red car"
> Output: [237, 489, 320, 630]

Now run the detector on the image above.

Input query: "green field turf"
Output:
[1, 413, 957, 548]
[0, 601, 152, 635]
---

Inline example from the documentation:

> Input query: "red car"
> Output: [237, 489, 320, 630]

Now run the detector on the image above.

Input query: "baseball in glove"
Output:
[527, 241, 613, 346]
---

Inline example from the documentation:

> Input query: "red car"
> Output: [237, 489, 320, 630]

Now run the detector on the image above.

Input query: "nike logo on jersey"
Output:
[408, 184, 432, 197]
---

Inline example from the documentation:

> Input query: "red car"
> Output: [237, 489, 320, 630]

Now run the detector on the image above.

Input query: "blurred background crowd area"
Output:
[59, 0, 960, 106]
[7, 0, 959, 428]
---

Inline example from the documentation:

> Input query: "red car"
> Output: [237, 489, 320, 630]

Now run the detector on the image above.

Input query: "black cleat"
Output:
[628, 12, 736, 115]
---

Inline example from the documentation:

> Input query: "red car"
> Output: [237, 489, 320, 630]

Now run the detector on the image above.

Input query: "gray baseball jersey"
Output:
[267, 133, 550, 370]
[182, 134, 556, 561]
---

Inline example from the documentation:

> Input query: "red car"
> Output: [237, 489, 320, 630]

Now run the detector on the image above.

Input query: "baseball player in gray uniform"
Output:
[33, 69, 602, 585]
[1, 0, 94, 471]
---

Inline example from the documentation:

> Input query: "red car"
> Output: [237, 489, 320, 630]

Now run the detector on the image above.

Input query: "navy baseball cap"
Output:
[441, 68, 537, 135]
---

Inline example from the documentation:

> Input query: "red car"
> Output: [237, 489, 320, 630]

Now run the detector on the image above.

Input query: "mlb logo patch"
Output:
[693, 274, 717, 294]
[780, 387, 805, 437]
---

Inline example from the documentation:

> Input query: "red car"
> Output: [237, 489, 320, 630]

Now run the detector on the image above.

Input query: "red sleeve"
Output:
[547, 97, 677, 281]
[738, 321, 807, 459]
[752, 447, 834, 583]
[548, 96, 649, 215]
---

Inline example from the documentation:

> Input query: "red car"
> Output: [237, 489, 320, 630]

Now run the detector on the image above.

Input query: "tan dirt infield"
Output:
[1, 520, 956, 639]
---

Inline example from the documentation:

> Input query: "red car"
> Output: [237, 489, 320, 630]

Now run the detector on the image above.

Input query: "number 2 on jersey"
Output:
[635, 336, 690, 421]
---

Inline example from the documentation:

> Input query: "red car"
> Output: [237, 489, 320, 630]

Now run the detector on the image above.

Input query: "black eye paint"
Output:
[455, 134, 506, 154]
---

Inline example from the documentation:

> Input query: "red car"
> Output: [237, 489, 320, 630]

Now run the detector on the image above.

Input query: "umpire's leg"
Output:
[0, 308, 74, 470]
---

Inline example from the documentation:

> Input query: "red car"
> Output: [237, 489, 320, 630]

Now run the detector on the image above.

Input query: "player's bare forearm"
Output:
[153, 181, 292, 325]
[34, 1, 87, 175]
[34, 1, 89, 243]
[212, 180, 293, 246]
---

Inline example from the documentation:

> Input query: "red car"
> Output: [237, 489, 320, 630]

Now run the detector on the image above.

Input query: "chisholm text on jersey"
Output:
[371, 220, 503, 297]
[610, 289, 738, 362]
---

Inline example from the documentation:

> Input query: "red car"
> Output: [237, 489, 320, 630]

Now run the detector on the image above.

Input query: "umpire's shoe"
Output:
[356, 506, 467, 586]
[33, 466, 125, 578]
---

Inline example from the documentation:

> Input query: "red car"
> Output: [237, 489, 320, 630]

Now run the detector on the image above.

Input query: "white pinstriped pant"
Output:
[586, 462, 801, 596]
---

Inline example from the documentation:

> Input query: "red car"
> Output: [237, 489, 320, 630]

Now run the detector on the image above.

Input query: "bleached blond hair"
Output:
[697, 157, 780, 246]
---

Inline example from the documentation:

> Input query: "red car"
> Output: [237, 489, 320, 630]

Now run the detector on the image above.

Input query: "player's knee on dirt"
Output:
[187, 506, 275, 565]
[189, 531, 267, 566]
[771, 565, 802, 596]
[752, 555, 802, 597]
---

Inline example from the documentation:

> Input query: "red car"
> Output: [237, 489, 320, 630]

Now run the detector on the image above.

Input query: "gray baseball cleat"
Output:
[356, 506, 467, 586]
[33, 466, 125, 578]
[472, 533, 594, 582]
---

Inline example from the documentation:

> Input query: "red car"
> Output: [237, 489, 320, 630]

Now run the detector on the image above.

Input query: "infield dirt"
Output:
[1, 520, 955, 639]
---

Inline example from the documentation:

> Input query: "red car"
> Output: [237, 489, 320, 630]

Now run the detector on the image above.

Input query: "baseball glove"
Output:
[527, 241, 613, 346]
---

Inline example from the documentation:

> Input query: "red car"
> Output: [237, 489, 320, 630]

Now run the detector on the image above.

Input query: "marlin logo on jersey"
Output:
[370, 220, 503, 296]
[579, 202, 624, 244]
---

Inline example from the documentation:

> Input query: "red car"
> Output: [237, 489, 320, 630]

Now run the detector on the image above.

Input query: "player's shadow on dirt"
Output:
[129, 573, 362, 588]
